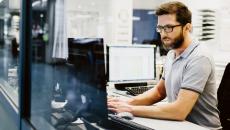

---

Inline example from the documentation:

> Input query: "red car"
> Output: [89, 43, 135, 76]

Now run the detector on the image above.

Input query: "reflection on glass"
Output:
[0, 2, 20, 107]
[52, 38, 107, 129]
[31, 38, 108, 130]
[30, 0, 127, 129]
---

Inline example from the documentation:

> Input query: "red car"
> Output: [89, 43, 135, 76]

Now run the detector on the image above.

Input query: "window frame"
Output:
[19, 0, 34, 129]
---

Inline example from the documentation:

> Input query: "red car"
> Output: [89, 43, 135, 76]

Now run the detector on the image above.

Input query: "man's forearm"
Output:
[130, 103, 186, 121]
[130, 89, 199, 121]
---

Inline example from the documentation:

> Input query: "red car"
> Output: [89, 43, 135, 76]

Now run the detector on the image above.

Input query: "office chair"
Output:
[217, 63, 230, 130]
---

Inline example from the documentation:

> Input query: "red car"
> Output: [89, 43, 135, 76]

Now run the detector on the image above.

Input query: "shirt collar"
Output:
[174, 40, 199, 59]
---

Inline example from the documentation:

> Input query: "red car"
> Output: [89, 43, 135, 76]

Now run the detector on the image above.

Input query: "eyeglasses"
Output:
[156, 24, 182, 33]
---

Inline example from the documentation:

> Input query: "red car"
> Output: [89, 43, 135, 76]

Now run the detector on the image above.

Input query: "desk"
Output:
[108, 87, 209, 130]
[132, 117, 208, 130]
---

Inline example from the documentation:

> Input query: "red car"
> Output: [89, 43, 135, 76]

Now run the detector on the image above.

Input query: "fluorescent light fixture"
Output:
[32, 1, 40, 7]
[32, 0, 47, 7]
[133, 16, 140, 21]
[147, 11, 156, 15]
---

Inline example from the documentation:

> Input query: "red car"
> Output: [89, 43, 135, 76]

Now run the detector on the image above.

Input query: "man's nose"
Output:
[160, 30, 167, 37]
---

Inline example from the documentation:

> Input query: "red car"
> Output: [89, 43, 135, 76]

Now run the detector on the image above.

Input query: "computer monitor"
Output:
[107, 45, 156, 83]
[55, 38, 153, 129]
[65, 38, 109, 126]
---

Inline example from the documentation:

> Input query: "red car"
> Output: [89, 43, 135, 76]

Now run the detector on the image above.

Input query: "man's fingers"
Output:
[107, 102, 117, 108]
[108, 108, 118, 113]
[108, 97, 119, 102]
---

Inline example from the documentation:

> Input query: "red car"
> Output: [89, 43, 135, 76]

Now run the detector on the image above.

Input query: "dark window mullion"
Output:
[19, 0, 32, 129]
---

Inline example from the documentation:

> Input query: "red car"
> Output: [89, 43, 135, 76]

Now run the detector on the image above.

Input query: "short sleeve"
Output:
[181, 56, 212, 94]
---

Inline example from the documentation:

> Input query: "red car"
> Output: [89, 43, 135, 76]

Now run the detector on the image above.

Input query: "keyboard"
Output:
[125, 86, 153, 96]
[108, 114, 155, 130]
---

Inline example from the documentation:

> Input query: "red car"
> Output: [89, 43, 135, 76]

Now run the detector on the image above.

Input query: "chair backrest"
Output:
[217, 63, 230, 129]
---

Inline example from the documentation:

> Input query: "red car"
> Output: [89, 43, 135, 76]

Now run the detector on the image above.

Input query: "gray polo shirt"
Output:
[162, 41, 222, 130]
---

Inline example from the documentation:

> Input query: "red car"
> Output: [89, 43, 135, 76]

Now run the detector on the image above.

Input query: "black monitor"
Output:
[54, 38, 153, 130]
[65, 38, 109, 126]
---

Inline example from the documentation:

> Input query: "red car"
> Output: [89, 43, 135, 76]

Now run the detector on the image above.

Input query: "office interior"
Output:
[0, 0, 230, 130]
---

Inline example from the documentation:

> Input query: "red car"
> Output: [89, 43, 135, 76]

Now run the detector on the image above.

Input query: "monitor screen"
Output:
[108, 45, 156, 82]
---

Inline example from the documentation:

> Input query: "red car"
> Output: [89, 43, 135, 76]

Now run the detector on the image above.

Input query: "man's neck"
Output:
[174, 37, 192, 58]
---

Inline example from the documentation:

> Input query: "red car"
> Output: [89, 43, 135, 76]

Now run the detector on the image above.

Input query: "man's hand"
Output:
[107, 89, 199, 121]
[107, 97, 133, 113]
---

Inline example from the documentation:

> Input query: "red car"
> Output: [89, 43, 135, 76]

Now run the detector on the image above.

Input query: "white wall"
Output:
[66, 0, 109, 38]
[109, 0, 133, 45]
[133, 0, 157, 9]
[66, 0, 133, 45]
[9, 0, 20, 10]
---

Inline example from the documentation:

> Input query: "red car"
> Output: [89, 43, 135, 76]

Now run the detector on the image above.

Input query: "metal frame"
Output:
[19, 0, 32, 129]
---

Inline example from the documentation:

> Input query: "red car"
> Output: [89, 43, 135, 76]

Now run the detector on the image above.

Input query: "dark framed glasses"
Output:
[156, 24, 182, 33]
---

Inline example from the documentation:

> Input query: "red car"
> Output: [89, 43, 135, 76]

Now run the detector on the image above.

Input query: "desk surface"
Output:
[132, 117, 208, 130]
[108, 87, 209, 130]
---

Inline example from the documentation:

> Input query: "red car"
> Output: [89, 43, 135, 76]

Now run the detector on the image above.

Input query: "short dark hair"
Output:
[155, 1, 191, 25]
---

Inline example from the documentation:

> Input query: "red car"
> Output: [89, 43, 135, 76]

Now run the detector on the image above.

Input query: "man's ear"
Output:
[185, 23, 192, 33]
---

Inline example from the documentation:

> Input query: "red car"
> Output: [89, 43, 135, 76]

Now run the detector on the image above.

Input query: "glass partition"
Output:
[29, 0, 121, 129]
[0, 0, 161, 130]
[0, 0, 20, 109]
[0, 0, 20, 130]
[29, 0, 142, 129]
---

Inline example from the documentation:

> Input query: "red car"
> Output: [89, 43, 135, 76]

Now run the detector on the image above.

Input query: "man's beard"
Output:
[162, 32, 184, 50]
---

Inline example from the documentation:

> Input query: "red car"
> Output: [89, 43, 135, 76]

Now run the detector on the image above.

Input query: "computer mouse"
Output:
[117, 112, 134, 120]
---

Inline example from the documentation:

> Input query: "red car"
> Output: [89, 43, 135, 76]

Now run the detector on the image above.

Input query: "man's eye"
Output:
[157, 26, 163, 29]
[165, 25, 172, 29]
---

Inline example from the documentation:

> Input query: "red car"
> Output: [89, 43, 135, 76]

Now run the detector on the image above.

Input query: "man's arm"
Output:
[131, 89, 199, 121]
[128, 79, 166, 105]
